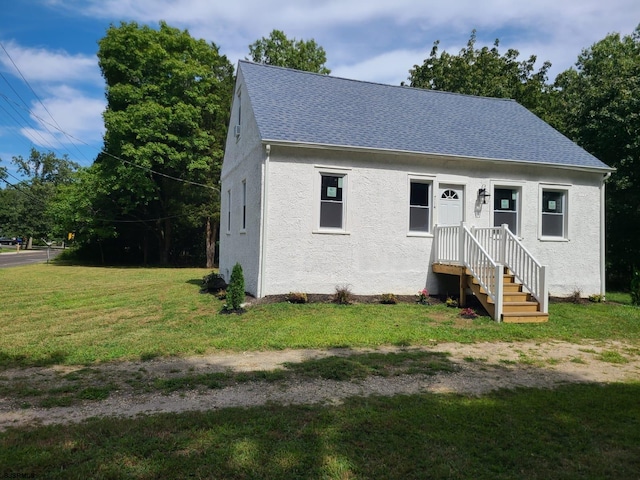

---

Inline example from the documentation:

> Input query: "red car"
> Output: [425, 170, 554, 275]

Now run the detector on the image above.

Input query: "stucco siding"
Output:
[258, 146, 605, 298]
[219, 73, 264, 295]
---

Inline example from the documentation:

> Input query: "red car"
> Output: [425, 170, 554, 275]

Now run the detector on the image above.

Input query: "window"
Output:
[241, 180, 247, 231]
[409, 180, 431, 232]
[320, 174, 345, 229]
[494, 187, 519, 235]
[541, 189, 567, 238]
[226, 189, 232, 233]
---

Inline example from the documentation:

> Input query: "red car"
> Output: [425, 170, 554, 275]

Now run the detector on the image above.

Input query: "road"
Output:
[0, 249, 63, 268]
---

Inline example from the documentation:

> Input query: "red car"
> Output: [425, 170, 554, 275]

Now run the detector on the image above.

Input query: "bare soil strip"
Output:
[1, 340, 638, 431]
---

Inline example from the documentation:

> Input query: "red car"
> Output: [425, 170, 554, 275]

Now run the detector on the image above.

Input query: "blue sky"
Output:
[1, 0, 639, 176]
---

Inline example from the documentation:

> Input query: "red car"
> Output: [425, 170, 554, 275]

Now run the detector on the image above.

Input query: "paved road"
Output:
[0, 249, 63, 268]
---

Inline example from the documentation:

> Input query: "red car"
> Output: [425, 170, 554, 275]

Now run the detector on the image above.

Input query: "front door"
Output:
[438, 185, 463, 225]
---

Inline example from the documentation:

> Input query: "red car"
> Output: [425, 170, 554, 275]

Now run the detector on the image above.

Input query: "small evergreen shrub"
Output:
[631, 269, 640, 306]
[287, 292, 308, 304]
[225, 263, 245, 312]
[333, 285, 353, 305]
[380, 293, 397, 304]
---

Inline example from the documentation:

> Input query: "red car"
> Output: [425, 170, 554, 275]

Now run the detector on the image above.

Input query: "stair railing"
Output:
[471, 224, 548, 314]
[435, 223, 503, 320]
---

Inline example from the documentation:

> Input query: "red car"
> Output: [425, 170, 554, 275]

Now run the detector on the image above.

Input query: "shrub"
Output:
[631, 269, 640, 306]
[417, 288, 429, 305]
[445, 297, 458, 308]
[333, 285, 353, 305]
[588, 294, 604, 303]
[201, 272, 227, 293]
[380, 293, 397, 304]
[566, 288, 582, 304]
[225, 263, 245, 312]
[287, 292, 308, 304]
[459, 307, 477, 319]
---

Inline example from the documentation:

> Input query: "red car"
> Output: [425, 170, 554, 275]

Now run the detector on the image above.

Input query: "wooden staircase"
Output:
[467, 268, 548, 323]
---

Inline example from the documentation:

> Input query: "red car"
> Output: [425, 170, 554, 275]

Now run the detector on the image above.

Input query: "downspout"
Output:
[258, 144, 270, 298]
[600, 171, 612, 299]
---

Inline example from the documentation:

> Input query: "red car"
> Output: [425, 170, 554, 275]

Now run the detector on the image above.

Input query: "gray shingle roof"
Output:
[239, 60, 611, 171]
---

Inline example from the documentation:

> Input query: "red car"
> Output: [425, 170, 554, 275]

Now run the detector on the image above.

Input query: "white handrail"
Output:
[435, 223, 503, 320]
[470, 225, 548, 313]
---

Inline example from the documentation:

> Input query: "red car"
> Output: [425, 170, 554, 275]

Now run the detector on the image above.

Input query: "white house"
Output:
[220, 61, 613, 322]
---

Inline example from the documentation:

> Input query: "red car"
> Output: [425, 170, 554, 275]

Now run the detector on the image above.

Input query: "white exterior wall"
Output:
[259, 146, 606, 298]
[219, 71, 264, 295]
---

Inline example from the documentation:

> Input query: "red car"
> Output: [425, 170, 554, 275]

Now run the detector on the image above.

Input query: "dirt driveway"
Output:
[1, 340, 638, 431]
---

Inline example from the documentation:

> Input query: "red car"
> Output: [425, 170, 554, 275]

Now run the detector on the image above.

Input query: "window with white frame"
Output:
[319, 173, 345, 229]
[241, 179, 247, 231]
[493, 187, 519, 235]
[541, 189, 567, 238]
[409, 180, 431, 233]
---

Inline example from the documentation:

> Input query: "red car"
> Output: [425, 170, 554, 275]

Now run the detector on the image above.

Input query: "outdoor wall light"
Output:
[477, 187, 490, 204]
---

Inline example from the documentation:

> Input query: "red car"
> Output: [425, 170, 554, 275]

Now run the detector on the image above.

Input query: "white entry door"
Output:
[438, 185, 464, 225]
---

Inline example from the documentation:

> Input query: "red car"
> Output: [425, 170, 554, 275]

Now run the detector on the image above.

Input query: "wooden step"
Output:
[503, 283, 523, 293]
[502, 301, 540, 313]
[503, 274, 516, 284]
[503, 292, 531, 302]
[502, 312, 549, 323]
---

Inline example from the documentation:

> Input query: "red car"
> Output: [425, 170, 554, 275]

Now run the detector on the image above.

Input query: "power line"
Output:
[0, 92, 220, 193]
[0, 41, 89, 162]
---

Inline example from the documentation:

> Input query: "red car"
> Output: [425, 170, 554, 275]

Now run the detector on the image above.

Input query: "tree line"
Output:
[0, 23, 637, 288]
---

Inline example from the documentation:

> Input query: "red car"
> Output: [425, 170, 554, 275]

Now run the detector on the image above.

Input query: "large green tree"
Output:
[408, 30, 556, 123]
[97, 21, 234, 265]
[554, 26, 640, 287]
[0, 149, 79, 245]
[248, 29, 330, 74]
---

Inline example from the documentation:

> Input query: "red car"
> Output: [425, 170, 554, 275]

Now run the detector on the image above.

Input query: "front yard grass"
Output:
[1, 264, 639, 368]
[1, 382, 639, 479]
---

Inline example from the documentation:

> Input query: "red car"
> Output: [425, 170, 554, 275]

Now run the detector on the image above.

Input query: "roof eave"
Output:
[261, 139, 615, 174]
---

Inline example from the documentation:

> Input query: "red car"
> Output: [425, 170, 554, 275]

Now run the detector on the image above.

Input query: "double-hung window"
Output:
[541, 189, 567, 238]
[319, 174, 345, 229]
[409, 180, 431, 233]
[493, 187, 519, 235]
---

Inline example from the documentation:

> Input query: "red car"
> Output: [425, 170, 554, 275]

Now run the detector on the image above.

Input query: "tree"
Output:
[554, 26, 640, 288]
[408, 30, 556, 123]
[0, 149, 79, 245]
[248, 29, 330, 74]
[97, 21, 234, 265]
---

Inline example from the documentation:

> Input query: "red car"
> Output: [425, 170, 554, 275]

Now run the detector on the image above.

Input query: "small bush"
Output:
[631, 269, 640, 306]
[417, 288, 429, 305]
[445, 297, 458, 308]
[380, 293, 397, 305]
[333, 285, 353, 305]
[568, 289, 582, 304]
[459, 307, 477, 319]
[201, 271, 227, 294]
[225, 263, 245, 312]
[287, 292, 308, 304]
[588, 294, 604, 303]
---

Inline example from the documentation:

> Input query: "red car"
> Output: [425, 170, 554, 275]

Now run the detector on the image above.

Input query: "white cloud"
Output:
[331, 49, 427, 85]
[0, 40, 101, 86]
[21, 86, 105, 148]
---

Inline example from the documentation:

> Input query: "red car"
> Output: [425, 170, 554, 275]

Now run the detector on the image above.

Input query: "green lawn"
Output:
[1, 264, 639, 367]
[1, 264, 639, 479]
[2, 383, 639, 479]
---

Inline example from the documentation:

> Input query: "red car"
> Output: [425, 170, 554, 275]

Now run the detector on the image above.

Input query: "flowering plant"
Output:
[459, 307, 477, 319]
[417, 288, 429, 305]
